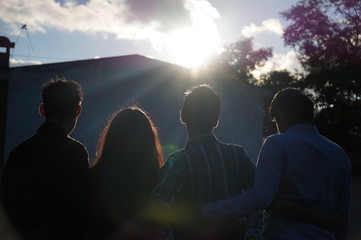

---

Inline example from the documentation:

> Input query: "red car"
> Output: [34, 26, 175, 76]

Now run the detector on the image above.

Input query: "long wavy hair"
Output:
[93, 106, 163, 166]
[91, 106, 164, 212]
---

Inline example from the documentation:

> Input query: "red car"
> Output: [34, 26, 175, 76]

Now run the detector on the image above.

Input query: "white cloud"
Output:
[241, 18, 284, 38]
[251, 50, 304, 80]
[0, 0, 220, 55]
[10, 58, 42, 67]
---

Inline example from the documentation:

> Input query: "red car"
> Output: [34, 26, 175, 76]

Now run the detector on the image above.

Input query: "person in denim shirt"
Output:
[203, 88, 352, 240]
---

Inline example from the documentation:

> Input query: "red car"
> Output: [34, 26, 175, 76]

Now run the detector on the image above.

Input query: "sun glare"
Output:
[166, 11, 220, 68]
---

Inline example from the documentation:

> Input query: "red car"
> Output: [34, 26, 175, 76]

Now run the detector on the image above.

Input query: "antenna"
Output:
[10, 14, 34, 61]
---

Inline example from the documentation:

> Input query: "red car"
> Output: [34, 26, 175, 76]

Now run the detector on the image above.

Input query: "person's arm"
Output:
[239, 146, 256, 189]
[151, 156, 183, 208]
[334, 153, 352, 240]
[106, 156, 186, 239]
[270, 197, 341, 231]
[203, 137, 285, 220]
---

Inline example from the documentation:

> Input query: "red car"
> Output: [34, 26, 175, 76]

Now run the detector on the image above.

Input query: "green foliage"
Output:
[203, 39, 298, 137]
[205, 38, 272, 85]
[260, 70, 299, 92]
[281, 0, 361, 150]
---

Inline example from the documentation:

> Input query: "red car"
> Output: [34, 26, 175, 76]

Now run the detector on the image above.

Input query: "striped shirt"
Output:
[152, 133, 255, 205]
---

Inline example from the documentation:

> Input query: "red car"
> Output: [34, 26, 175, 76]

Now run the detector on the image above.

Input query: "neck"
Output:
[45, 117, 76, 135]
[280, 119, 311, 133]
[186, 127, 213, 139]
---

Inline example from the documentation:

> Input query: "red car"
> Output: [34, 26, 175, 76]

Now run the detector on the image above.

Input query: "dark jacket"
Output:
[0, 122, 90, 239]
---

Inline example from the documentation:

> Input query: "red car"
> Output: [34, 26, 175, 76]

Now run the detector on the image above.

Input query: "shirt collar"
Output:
[286, 124, 319, 134]
[186, 133, 218, 147]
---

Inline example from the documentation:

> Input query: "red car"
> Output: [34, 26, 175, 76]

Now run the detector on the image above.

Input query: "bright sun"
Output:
[166, 13, 220, 68]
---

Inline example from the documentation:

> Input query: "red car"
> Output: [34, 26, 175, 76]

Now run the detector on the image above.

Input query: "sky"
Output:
[0, 0, 303, 76]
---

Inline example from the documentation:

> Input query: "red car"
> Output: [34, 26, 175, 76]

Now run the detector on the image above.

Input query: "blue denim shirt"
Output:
[203, 124, 352, 240]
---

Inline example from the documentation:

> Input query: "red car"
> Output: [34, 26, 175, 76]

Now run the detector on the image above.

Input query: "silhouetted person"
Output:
[0, 78, 90, 239]
[90, 106, 164, 239]
[203, 88, 352, 240]
[151, 85, 258, 239]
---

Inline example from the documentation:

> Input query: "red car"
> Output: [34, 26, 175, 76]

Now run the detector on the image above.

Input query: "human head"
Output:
[180, 84, 220, 136]
[93, 106, 164, 168]
[269, 88, 314, 133]
[40, 77, 83, 119]
[39, 77, 83, 133]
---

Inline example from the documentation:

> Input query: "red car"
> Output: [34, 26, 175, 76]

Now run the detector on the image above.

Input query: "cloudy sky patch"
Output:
[252, 50, 303, 80]
[241, 18, 284, 38]
[10, 58, 42, 67]
[0, 0, 218, 40]
[0, 0, 221, 66]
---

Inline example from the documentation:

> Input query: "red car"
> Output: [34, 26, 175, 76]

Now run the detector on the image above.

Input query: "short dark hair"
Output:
[269, 88, 314, 123]
[41, 78, 83, 118]
[181, 84, 220, 132]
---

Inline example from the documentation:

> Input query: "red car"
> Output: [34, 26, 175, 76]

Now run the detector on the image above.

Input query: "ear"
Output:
[75, 105, 82, 118]
[39, 104, 46, 118]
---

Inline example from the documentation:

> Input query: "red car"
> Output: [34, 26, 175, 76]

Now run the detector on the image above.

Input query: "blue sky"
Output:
[0, 0, 302, 75]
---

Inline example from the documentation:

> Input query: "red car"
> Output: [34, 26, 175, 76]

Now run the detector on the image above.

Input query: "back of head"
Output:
[93, 106, 163, 169]
[269, 88, 314, 123]
[41, 78, 83, 119]
[92, 107, 164, 221]
[181, 84, 220, 134]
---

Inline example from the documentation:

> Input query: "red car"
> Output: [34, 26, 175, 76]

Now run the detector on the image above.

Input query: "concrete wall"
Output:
[4, 55, 268, 164]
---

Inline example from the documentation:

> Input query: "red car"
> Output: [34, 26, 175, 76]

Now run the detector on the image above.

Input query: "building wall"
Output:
[4, 55, 269, 164]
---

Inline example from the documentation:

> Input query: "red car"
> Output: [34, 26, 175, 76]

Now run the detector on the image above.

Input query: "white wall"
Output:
[5, 55, 269, 163]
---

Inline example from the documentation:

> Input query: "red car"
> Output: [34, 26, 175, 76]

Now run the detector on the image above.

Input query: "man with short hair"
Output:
[203, 88, 352, 240]
[0, 78, 90, 239]
[152, 85, 258, 239]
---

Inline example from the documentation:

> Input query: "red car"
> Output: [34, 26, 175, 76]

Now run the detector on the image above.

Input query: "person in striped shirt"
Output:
[151, 84, 260, 239]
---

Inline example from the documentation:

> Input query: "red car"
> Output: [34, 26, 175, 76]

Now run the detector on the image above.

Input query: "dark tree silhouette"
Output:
[258, 70, 300, 137]
[205, 38, 272, 85]
[281, 0, 361, 151]
[260, 70, 299, 92]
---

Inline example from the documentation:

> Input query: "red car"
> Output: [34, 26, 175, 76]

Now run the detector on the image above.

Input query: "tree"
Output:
[205, 38, 272, 85]
[259, 70, 299, 92]
[258, 70, 300, 136]
[203, 39, 299, 137]
[281, 0, 361, 151]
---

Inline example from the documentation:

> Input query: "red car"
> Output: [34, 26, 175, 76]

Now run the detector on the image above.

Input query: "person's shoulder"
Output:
[319, 134, 341, 147]
[217, 141, 253, 161]
[319, 135, 348, 155]
[222, 141, 247, 153]
[62, 136, 89, 167]
[66, 136, 88, 152]
[2, 136, 38, 179]
[217, 138, 241, 149]
[266, 133, 282, 140]
[263, 133, 284, 145]
[258, 134, 286, 152]
[8, 135, 37, 158]
[167, 148, 186, 161]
